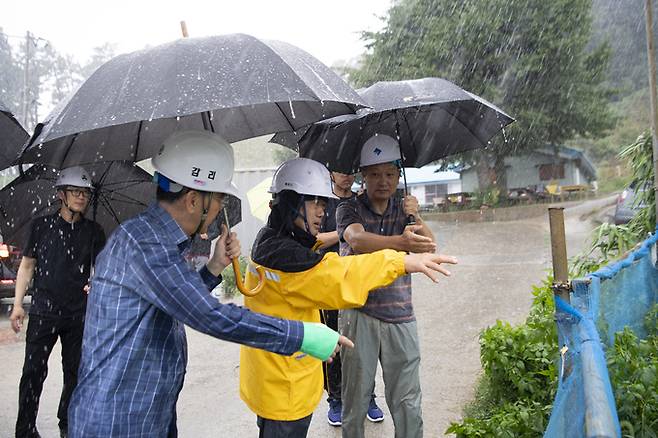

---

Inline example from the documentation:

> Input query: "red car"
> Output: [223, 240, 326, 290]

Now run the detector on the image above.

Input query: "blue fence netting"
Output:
[544, 231, 658, 438]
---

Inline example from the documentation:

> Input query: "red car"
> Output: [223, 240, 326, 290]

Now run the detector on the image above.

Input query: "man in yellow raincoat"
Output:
[240, 157, 457, 437]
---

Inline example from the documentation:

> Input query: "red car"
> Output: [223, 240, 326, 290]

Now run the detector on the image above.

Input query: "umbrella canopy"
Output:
[0, 100, 29, 171]
[271, 77, 514, 174]
[0, 161, 154, 246]
[0, 161, 242, 247]
[18, 34, 367, 169]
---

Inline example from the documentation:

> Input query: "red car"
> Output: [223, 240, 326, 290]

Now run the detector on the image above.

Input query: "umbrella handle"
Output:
[222, 207, 264, 296]
[232, 257, 265, 297]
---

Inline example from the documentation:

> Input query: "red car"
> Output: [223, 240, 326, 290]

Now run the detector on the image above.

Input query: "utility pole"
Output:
[21, 31, 31, 129]
[645, 0, 658, 226]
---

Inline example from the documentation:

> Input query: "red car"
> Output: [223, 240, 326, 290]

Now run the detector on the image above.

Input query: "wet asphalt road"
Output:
[0, 198, 613, 437]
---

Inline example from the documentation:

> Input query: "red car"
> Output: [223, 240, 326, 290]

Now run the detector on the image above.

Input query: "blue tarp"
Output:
[544, 231, 658, 438]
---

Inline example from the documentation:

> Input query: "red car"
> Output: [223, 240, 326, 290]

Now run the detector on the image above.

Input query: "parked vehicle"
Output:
[507, 187, 534, 203]
[613, 185, 646, 225]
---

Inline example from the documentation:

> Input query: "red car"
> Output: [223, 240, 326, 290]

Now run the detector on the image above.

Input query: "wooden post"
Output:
[645, 0, 658, 227]
[548, 208, 570, 303]
[180, 21, 189, 38]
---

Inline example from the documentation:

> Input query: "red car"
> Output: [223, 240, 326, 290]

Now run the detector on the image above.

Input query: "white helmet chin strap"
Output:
[296, 197, 314, 234]
[193, 192, 211, 236]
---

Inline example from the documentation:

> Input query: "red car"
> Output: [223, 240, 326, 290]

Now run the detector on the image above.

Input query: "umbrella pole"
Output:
[89, 186, 99, 276]
[395, 115, 416, 226]
[222, 208, 264, 297]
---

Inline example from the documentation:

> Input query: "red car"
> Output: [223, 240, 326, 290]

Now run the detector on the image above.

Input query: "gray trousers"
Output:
[339, 309, 423, 438]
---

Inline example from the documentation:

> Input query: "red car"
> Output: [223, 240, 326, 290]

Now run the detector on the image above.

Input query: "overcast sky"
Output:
[2, 0, 391, 67]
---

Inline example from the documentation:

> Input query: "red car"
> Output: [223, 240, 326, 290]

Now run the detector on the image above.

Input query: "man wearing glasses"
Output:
[10, 166, 106, 438]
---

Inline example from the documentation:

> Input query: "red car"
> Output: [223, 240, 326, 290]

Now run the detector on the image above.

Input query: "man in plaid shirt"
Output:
[68, 131, 351, 437]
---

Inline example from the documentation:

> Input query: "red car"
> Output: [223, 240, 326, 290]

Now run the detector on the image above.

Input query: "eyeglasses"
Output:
[66, 188, 92, 198]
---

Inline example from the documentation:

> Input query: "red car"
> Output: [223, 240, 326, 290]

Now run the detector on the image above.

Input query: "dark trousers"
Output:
[257, 414, 312, 438]
[16, 313, 84, 438]
[321, 310, 341, 401]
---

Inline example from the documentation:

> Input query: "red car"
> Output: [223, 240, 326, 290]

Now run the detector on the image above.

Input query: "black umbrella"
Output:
[17, 34, 366, 169]
[271, 77, 514, 174]
[0, 100, 29, 171]
[0, 161, 154, 246]
[0, 162, 242, 247]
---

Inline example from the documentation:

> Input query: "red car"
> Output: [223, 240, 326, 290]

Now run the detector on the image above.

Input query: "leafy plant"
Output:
[606, 310, 658, 438]
[473, 187, 500, 207]
[447, 282, 558, 435]
[447, 400, 552, 437]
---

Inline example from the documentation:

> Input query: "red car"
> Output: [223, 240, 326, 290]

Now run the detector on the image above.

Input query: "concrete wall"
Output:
[410, 185, 426, 203]
[462, 169, 479, 193]
[506, 154, 541, 188]
[448, 181, 461, 194]
[408, 180, 462, 206]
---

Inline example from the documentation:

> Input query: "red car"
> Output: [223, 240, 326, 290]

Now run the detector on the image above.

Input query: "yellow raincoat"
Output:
[239, 230, 406, 421]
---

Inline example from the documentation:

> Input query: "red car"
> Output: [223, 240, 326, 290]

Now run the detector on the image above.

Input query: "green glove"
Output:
[300, 322, 340, 361]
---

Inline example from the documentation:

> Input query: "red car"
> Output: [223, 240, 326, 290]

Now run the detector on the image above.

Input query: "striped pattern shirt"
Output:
[69, 203, 303, 438]
[336, 193, 414, 323]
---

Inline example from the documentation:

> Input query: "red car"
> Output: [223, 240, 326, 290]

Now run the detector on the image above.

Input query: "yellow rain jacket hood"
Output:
[239, 226, 407, 421]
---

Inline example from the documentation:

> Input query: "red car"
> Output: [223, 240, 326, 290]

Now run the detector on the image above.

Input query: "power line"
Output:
[0, 30, 48, 44]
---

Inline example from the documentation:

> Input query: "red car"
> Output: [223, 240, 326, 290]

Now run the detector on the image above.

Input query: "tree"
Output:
[80, 43, 117, 79]
[0, 29, 22, 114]
[590, 0, 658, 96]
[0, 28, 117, 132]
[352, 0, 614, 192]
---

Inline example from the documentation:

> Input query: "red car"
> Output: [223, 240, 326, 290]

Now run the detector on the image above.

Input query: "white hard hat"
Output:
[152, 130, 239, 197]
[269, 158, 338, 199]
[55, 166, 93, 189]
[359, 134, 402, 168]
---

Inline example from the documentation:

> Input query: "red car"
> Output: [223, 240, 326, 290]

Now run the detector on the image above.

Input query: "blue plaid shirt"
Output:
[69, 203, 303, 437]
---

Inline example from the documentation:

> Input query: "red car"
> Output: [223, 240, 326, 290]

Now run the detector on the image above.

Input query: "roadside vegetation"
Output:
[447, 131, 658, 436]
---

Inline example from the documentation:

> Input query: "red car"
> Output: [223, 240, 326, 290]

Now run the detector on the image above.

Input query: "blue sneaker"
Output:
[367, 396, 384, 422]
[327, 399, 342, 426]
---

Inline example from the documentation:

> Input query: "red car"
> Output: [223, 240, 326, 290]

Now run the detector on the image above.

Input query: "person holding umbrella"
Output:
[66, 131, 351, 438]
[316, 170, 385, 426]
[239, 157, 456, 437]
[337, 134, 435, 438]
[9, 166, 107, 438]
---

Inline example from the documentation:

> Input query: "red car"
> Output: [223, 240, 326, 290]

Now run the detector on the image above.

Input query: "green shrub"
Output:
[606, 306, 658, 438]
[447, 400, 552, 437]
[447, 282, 558, 435]
[474, 187, 501, 207]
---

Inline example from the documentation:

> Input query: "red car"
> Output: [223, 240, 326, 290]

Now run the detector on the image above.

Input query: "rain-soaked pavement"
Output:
[0, 197, 614, 437]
